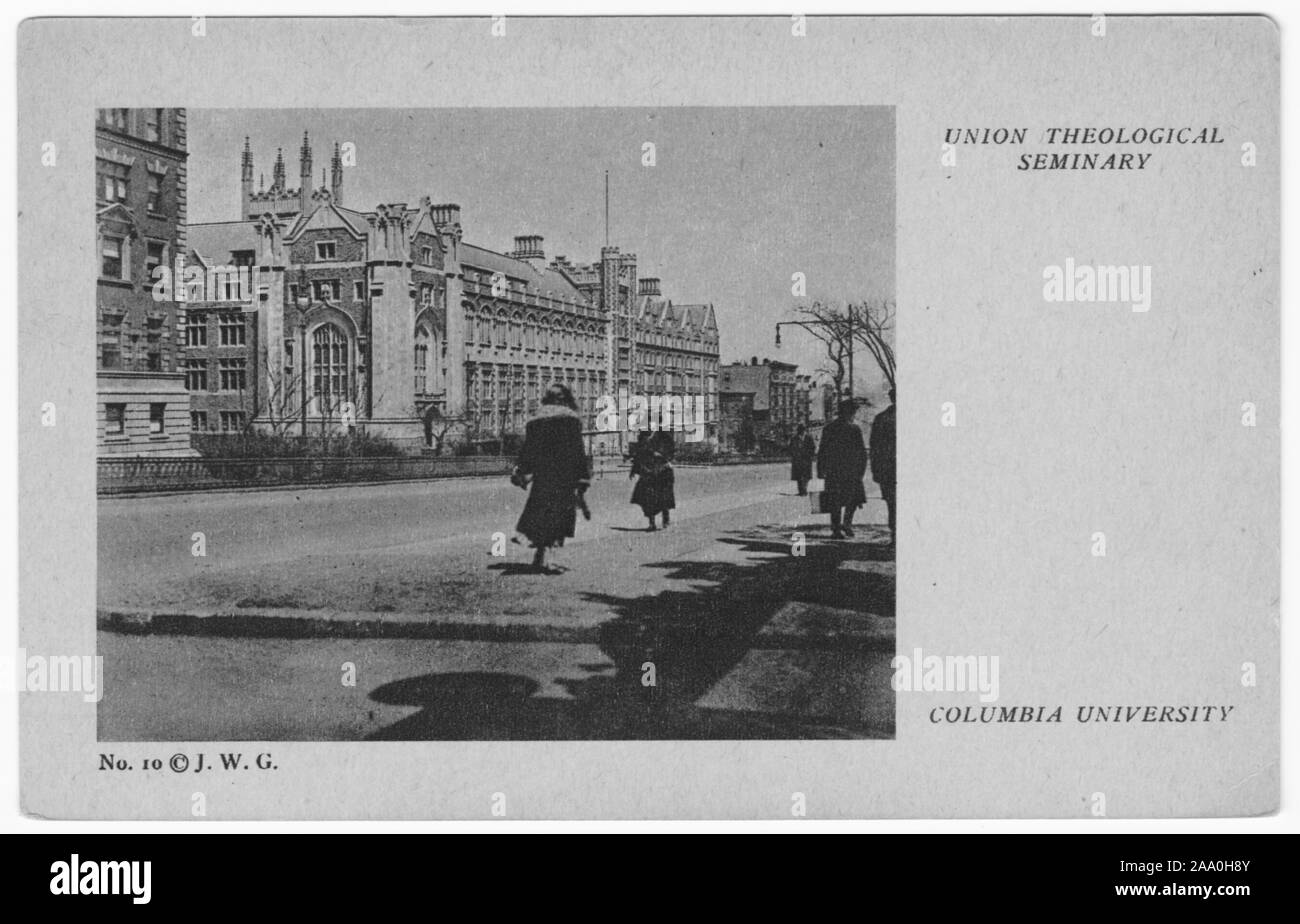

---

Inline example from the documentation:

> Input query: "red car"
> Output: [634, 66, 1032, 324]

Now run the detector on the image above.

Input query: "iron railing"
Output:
[98, 455, 515, 495]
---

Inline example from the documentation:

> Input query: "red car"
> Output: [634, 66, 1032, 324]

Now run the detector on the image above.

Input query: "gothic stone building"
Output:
[95, 107, 194, 456]
[183, 133, 720, 451]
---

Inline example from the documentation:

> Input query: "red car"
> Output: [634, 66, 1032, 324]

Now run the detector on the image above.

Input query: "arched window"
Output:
[414, 326, 430, 395]
[311, 323, 349, 410]
[495, 310, 508, 348]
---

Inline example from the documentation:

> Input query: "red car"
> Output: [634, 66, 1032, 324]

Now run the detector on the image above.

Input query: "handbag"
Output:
[807, 477, 826, 513]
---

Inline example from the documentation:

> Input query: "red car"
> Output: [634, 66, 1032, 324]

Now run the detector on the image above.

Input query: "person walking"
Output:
[869, 388, 896, 545]
[789, 424, 816, 496]
[816, 398, 867, 540]
[512, 384, 591, 573]
[630, 429, 676, 531]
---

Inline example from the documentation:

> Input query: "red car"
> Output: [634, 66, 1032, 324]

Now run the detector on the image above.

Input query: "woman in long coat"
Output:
[816, 399, 868, 539]
[513, 384, 591, 572]
[630, 429, 676, 531]
[789, 424, 816, 496]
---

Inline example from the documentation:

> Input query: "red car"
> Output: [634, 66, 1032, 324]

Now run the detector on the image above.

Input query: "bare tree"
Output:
[244, 364, 302, 438]
[425, 411, 459, 454]
[788, 299, 896, 397]
[788, 301, 854, 396]
[849, 298, 896, 392]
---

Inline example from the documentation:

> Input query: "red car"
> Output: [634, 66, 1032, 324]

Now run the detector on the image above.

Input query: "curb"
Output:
[97, 606, 894, 651]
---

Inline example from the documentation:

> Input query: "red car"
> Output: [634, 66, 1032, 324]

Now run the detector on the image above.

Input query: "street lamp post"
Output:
[846, 304, 855, 398]
[776, 307, 856, 398]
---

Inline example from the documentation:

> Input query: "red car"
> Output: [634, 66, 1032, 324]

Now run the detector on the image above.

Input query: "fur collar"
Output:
[530, 403, 580, 422]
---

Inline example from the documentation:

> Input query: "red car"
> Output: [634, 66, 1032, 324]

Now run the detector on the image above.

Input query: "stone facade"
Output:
[182, 133, 721, 452]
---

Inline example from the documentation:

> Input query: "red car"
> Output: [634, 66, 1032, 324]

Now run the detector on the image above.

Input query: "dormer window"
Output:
[421, 246, 434, 265]
[316, 241, 337, 261]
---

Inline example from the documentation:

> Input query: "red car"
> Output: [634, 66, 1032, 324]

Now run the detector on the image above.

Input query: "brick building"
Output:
[717, 357, 803, 453]
[95, 107, 194, 455]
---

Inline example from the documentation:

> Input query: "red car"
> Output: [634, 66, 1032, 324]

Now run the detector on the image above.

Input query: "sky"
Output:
[188, 107, 895, 395]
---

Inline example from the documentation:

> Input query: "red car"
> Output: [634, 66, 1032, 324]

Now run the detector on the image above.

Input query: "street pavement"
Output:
[98, 463, 896, 740]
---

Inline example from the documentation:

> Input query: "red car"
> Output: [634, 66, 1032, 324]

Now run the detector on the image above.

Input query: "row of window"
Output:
[465, 311, 605, 358]
[99, 323, 167, 372]
[637, 330, 716, 352]
[182, 358, 247, 392]
[284, 278, 443, 308]
[102, 402, 170, 437]
[636, 351, 717, 370]
[189, 411, 246, 433]
[97, 108, 170, 145]
[185, 313, 247, 347]
[467, 366, 606, 420]
[100, 236, 168, 283]
[307, 241, 438, 267]
[97, 159, 168, 212]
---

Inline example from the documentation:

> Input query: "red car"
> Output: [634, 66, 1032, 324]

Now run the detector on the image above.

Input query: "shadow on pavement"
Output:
[366, 522, 895, 740]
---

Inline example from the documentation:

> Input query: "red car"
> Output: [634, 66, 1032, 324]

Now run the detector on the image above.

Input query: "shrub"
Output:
[194, 431, 404, 459]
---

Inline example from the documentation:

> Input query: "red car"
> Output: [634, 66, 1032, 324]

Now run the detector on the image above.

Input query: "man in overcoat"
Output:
[789, 424, 816, 496]
[869, 388, 896, 545]
[816, 399, 868, 539]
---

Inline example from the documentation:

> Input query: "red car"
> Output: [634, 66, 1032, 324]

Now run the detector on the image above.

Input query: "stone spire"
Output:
[330, 142, 344, 206]
[298, 131, 313, 212]
[271, 148, 286, 191]
[240, 136, 254, 217]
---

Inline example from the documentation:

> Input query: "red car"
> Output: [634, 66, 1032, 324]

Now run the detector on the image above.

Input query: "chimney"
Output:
[430, 203, 461, 229]
[751, 356, 758, 366]
[638, 277, 661, 297]
[510, 235, 545, 262]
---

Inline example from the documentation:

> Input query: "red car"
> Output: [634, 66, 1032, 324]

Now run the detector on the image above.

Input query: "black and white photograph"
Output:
[15, 14, 1281, 825]
[94, 106, 898, 741]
